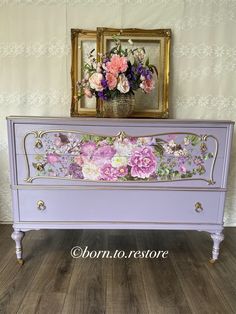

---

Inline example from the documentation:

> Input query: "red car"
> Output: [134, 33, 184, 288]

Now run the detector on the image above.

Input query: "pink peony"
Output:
[117, 74, 130, 93]
[140, 79, 155, 93]
[89, 73, 104, 91]
[129, 147, 157, 179]
[106, 54, 128, 75]
[106, 73, 117, 90]
[100, 164, 118, 181]
[93, 145, 116, 165]
[46, 153, 60, 164]
[80, 141, 97, 158]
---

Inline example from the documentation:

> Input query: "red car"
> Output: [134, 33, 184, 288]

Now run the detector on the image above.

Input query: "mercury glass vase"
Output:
[100, 93, 135, 118]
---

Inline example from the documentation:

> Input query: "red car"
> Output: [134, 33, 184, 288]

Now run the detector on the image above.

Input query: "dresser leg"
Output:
[11, 229, 25, 265]
[210, 232, 224, 263]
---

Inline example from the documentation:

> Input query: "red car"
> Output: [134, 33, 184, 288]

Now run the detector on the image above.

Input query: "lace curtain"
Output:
[0, 0, 235, 225]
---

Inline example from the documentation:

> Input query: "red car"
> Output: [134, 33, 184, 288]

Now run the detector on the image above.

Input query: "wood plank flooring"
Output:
[0, 225, 236, 314]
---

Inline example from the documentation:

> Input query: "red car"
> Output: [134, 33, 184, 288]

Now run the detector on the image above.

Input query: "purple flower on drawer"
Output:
[80, 141, 97, 158]
[46, 153, 60, 164]
[100, 164, 119, 181]
[117, 166, 128, 177]
[129, 146, 157, 179]
[68, 163, 84, 179]
[93, 145, 116, 164]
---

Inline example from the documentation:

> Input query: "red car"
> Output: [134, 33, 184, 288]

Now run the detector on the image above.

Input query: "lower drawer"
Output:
[17, 189, 222, 224]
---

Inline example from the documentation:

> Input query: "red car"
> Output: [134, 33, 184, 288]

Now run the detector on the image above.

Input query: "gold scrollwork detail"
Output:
[35, 139, 43, 149]
[116, 131, 127, 141]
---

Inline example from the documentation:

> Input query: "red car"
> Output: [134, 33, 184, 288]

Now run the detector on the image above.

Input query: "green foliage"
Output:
[145, 57, 150, 66]
[185, 135, 201, 146]
[153, 143, 164, 156]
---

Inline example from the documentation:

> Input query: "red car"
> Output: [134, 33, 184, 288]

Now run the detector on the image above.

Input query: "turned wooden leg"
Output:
[11, 229, 25, 265]
[210, 232, 224, 263]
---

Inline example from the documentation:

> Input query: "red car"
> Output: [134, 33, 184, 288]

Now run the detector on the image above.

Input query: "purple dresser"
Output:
[7, 116, 234, 264]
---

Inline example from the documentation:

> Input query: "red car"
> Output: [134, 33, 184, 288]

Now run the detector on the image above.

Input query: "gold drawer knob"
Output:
[35, 139, 43, 149]
[37, 200, 46, 211]
[195, 202, 203, 213]
[36, 163, 44, 171]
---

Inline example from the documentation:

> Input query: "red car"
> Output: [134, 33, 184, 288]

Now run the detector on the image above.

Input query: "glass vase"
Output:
[98, 93, 135, 118]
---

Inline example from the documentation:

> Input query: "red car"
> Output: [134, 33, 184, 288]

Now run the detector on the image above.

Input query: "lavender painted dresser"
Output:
[7, 116, 234, 264]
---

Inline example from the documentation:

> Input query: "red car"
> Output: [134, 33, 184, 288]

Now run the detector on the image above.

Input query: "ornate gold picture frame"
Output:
[71, 29, 97, 117]
[71, 28, 171, 118]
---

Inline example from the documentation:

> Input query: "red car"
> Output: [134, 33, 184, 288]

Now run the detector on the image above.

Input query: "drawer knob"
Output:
[37, 200, 46, 211]
[195, 202, 203, 213]
[36, 163, 44, 171]
[35, 139, 43, 149]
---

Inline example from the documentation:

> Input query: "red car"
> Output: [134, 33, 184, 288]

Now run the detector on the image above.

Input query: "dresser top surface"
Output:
[6, 116, 235, 126]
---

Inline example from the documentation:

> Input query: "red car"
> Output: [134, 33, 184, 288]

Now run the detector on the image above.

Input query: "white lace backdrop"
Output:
[0, 0, 235, 224]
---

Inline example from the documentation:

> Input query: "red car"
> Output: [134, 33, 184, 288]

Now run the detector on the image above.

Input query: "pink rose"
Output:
[74, 155, 84, 166]
[140, 79, 155, 93]
[84, 88, 92, 98]
[46, 153, 60, 164]
[106, 73, 117, 90]
[89, 73, 104, 91]
[106, 54, 128, 75]
[117, 74, 130, 93]
[96, 62, 102, 73]
[54, 137, 62, 147]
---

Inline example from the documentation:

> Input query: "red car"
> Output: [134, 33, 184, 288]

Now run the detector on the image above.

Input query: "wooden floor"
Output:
[0, 226, 236, 314]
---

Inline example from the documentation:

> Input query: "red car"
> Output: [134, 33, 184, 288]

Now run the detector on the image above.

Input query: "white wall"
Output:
[0, 0, 235, 224]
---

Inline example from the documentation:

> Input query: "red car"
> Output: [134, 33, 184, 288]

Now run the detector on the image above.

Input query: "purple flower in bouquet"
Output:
[129, 146, 157, 179]
[97, 91, 108, 100]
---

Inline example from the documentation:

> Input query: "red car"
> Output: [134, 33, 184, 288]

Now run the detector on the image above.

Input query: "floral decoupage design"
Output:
[31, 132, 215, 183]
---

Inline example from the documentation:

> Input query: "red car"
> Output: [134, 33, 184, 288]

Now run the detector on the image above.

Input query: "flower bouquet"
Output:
[77, 37, 157, 117]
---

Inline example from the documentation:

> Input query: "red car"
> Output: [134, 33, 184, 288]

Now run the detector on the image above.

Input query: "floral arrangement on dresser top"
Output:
[32, 132, 214, 182]
[77, 37, 157, 101]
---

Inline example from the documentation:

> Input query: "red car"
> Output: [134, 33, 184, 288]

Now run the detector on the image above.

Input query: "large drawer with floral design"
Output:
[17, 189, 222, 224]
[12, 119, 232, 188]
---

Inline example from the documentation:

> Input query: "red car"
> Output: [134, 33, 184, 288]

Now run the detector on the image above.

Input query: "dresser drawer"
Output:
[17, 189, 222, 224]
[15, 123, 227, 157]
[15, 125, 226, 188]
